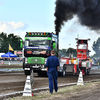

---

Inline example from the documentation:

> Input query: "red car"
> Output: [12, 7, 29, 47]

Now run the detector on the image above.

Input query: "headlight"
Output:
[42, 65, 45, 68]
[27, 51, 32, 54]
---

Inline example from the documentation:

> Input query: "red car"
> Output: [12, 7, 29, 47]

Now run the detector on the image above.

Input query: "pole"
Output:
[69, 44, 71, 57]
[57, 34, 59, 58]
[8, 44, 10, 65]
[77, 34, 79, 39]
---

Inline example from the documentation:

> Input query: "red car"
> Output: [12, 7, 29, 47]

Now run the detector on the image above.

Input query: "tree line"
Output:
[0, 32, 23, 53]
[92, 37, 100, 58]
[59, 48, 77, 57]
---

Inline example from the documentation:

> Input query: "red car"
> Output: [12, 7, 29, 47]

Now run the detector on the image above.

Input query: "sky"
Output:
[0, 0, 100, 56]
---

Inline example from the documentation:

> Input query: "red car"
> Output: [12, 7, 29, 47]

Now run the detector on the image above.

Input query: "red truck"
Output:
[61, 38, 92, 76]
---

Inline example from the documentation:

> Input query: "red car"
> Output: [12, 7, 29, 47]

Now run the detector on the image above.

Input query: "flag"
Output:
[9, 44, 14, 51]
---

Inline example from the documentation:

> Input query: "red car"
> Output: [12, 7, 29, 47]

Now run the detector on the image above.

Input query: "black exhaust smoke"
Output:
[54, 0, 100, 35]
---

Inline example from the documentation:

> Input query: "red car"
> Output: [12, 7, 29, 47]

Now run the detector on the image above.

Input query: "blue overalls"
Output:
[45, 55, 60, 93]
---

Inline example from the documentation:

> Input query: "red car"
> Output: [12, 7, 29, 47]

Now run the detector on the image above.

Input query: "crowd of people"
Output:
[0, 57, 23, 61]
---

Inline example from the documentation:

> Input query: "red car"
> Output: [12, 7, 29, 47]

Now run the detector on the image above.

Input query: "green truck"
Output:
[20, 32, 66, 76]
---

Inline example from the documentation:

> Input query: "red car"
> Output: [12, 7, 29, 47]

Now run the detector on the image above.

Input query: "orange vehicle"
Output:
[61, 38, 92, 76]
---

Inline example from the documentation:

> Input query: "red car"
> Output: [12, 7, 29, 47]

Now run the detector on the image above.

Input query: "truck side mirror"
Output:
[52, 42, 56, 49]
[20, 40, 23, 48]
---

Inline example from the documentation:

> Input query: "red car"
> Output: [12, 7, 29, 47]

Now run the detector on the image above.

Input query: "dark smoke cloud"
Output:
[54, 0, 100, 35]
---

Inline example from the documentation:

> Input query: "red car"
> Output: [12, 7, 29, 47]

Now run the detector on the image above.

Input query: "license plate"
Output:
[33, 51, 40, 54]
[32, 66, 39, 68]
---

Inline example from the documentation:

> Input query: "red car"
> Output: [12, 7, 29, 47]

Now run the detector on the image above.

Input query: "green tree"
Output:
[66, 48, 77, 57]
[59, 48, 77, 57]
[59, 49, 67, 57]
[92, 37, 100, 56]
[0, 32, 23, 53]
[0, 32, 8, 53]
[8, 34, 22, 51]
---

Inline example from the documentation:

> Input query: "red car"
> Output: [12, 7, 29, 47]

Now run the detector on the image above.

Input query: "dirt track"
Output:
[0, 65, 22, 68]
[0, 65, 100, 98]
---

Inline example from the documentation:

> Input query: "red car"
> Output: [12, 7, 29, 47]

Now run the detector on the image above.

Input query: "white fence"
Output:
[2, 61, 23, 65]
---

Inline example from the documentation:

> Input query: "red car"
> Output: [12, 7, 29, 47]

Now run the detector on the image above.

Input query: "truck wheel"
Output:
[85, 69, 88, 75]
[24, 70, 30, 75]
[58, 72, 63, 77]
[23, 59, 25, 69]
[23, 62, 25, 69]
[38, 72, 47, 77]
[87, 68, 90, 75]
[85, 69, 90, 75]
[38, 72, 42, 77]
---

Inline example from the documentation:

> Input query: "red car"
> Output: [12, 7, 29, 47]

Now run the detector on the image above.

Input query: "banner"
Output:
[9, 44, 14, 51]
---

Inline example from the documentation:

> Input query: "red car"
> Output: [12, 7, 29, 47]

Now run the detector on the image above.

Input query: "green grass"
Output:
[8, 81, 100, 100]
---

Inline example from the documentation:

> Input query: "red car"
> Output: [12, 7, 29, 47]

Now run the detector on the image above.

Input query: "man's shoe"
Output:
[55, 89, 58, 92]
[55, 90, 57, 92]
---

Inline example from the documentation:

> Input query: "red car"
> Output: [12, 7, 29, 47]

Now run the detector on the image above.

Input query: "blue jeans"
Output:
[47, 69, 58, 93]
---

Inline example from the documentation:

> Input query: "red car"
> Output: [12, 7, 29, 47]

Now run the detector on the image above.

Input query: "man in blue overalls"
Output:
[45, 50, 60, 94]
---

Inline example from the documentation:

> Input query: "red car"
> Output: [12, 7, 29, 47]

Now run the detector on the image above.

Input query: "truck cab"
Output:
[76, 38, 91, 75]
[21, 32, 59, 75]
[77, 39, 90, 59]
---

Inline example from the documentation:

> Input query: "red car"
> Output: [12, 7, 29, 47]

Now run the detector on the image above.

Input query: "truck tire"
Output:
[85, 69, 88, 75]
[37, 71, 47, 77]
[58, 72, 63, 77]
[85, 68, 90, 75]
[87, 68, 90, 75]
[23, 59, 25, 69]
[38, 72, 42, 76]
[24, 70, 30, 75]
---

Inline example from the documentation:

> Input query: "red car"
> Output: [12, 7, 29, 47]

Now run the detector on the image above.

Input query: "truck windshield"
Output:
[25, 40, 50, 47]
[78, 44, 87, 49]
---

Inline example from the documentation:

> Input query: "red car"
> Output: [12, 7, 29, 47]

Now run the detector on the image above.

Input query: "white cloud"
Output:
[0, 21, 28, 32]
